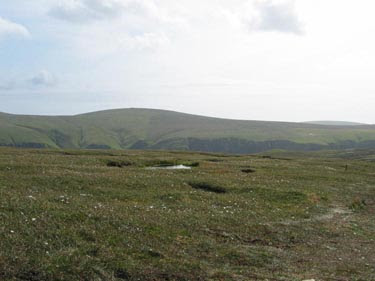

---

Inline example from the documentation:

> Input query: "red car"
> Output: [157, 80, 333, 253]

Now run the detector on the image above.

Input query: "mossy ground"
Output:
[0, 148, 374, 280]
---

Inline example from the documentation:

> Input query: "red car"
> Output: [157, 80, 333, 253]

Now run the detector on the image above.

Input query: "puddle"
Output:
[146, 165, 192, 170]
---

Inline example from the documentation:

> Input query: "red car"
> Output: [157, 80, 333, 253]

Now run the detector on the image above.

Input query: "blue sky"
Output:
[1, 0, 375, 123]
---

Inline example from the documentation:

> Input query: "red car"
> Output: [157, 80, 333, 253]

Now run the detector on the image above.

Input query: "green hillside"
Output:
[1, 108, 375, 153]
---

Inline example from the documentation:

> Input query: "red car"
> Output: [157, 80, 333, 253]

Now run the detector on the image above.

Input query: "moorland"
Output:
[0, 147, 374, 280]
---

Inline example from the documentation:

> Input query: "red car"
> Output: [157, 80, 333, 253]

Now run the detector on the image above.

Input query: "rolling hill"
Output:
[1, 108, 375, 154]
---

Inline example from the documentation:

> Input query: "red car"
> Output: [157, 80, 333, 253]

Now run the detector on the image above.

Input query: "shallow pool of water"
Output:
[146, 165, 192, 170]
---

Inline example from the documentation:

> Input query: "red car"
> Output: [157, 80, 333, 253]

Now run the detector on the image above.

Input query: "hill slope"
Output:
[1, 108, 375, 153]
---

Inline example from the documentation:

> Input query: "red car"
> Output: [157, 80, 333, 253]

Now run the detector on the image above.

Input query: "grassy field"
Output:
[0, 148, 374, 280]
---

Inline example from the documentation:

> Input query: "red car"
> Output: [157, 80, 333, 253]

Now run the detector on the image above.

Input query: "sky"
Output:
[0, 0, 374, 123]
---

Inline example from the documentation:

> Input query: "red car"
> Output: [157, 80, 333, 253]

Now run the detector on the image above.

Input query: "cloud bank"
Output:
[0, 71, 57, 91]
[49, 0, 125, 23]
[3, 0, 375, 123]
[48, 0, 172, 24]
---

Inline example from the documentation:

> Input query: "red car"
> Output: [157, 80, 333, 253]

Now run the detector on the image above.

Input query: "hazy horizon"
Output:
[1, 0, 375, 123]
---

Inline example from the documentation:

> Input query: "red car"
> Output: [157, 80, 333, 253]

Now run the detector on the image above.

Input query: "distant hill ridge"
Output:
[1, 108, 375, 154]
[304, 121, 366, 126]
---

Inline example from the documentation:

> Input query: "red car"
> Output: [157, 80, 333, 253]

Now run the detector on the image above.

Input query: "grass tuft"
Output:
[188, 181, 227, 194]
[183, 162, 200, 167]
[349, 199, 367, 212]
[107, 160, 132, 168]
[241, 168, 256, 174]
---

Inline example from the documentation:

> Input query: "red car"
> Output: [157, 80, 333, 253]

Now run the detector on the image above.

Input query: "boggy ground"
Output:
[0, 148, 374, 281]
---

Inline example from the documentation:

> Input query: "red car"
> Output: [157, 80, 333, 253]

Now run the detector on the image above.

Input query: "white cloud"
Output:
[247, 0, 304, 35]
[70, 30, 170, 57]
[0, 16, 30, 39]
[30, 70, 57, 87]
[48, 0, 188, 55]
[117, 32, 170, 51]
